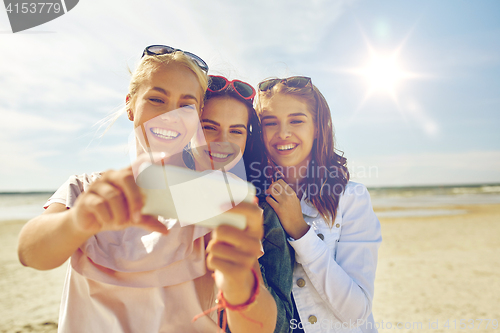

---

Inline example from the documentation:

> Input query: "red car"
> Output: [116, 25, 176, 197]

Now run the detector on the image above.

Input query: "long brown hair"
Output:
[256, 80, 349, 224]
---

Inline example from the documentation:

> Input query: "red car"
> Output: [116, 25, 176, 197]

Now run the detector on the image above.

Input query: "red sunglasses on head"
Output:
[207, 75, 256, 102]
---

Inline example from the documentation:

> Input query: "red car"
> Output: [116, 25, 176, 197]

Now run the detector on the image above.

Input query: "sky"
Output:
[1, 0, 499, 191]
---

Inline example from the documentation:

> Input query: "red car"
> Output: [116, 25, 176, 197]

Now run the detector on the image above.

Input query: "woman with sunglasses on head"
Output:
[17, 46, 277, 333]
[256, 77, 382, 333]
[189, 75, 295, 333]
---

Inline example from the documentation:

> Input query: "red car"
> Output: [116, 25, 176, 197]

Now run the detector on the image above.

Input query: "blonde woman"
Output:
[17, 46, 277, 333]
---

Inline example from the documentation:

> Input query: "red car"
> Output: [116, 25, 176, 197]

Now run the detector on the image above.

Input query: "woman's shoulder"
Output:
[63, 172, 103, 194]
[344, 180, 369, 194]
[338, 181, 381, 241]
[339, 181, 373, 208]
[44, 172, 102, 209]
[66, 172, 102, 186]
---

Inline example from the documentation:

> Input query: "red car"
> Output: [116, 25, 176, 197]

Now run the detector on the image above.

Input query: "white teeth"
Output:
[277, 144, 297, 151]
[150, 128, 180, 139]
[209, 152, 230, 159]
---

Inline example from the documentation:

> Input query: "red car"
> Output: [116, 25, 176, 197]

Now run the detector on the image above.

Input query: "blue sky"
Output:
[1, 0, 499, 191]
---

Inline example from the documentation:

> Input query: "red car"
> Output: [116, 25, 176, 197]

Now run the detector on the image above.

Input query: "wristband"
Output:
[193, 268, 263, 331]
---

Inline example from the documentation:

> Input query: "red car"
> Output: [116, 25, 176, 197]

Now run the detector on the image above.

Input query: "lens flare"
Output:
[362, 54, 403, 93]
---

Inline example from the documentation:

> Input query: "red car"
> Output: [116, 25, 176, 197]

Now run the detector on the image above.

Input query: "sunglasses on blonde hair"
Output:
[208, 75, 256, 102]
[258, 76, 312, 92]
[141, 45, 209, 72]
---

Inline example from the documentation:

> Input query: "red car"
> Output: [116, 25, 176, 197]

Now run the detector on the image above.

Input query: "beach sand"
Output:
[0, 220, 66, 333]
[372, 204, 500, 332]
[1, 204, 499, 332]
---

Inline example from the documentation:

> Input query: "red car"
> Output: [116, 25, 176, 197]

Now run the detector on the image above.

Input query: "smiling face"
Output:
[128, 63, 202, 159]
[192, 96, 249, 171]
[260, 93, 316, 170]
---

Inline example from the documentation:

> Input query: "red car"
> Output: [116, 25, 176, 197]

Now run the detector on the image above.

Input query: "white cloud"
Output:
[1, 0, 498, 191]
[0, 107, 83, 132]
[0, 132, 53, 187]
[182, 0, 357, 81]
[79, 142, 130, 158]
[1, 0, 356, 111]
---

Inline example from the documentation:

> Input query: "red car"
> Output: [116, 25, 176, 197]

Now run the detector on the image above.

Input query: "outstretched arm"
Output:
[18, 167, 168, 270]
[206, 202, 277, 333]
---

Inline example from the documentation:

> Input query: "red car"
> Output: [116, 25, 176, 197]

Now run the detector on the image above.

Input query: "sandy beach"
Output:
[372, 203, 500, 332]
[1, 203, 499, 332]
[0, 219, 66, 333]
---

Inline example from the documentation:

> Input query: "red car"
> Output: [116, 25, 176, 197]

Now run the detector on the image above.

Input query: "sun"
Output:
[336, 36, 425, 108]
[361, 54, 403, 94]
[345, 48, 418, 103]
[335, 32, 437, 135]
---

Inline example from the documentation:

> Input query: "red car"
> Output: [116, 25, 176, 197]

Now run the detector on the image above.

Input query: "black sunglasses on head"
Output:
[258, 76, 312, 91]
[141, 45, 209, 72]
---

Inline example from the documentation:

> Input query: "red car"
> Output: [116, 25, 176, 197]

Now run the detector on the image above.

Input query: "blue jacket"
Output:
[259, 201, 295, 333]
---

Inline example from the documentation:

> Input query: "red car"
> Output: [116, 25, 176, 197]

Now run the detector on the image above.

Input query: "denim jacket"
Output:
[259, 201, 295, 333]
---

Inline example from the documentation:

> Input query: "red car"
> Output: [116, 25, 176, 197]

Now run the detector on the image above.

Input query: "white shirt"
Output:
[289, 181, 382, 333]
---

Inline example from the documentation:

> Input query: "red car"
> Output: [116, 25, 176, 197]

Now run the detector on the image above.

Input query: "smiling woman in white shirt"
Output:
[255, 76, 382, 333]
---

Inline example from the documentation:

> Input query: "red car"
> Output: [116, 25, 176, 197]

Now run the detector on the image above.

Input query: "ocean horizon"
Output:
[1, 183, 500, 222]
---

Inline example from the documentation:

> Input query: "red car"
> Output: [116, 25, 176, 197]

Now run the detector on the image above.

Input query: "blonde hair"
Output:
[128, 51, 208, 112]
[99, 51, 208, 135]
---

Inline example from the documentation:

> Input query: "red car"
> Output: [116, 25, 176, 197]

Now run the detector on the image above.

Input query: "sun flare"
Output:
[338, 34, 436, 136]
[362, 54, 403, 93]
[338, 38, 426, 109]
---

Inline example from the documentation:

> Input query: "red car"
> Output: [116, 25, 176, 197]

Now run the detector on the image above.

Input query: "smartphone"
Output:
[136, 163, 255, 230]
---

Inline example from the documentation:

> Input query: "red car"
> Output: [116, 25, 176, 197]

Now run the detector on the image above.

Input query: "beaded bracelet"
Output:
[193, 268, 263, 331]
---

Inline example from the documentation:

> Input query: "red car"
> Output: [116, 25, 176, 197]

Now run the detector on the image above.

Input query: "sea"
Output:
[1, 184, 500, 222]
[0, 192, 53, 222]
[368, 184, 500, 218]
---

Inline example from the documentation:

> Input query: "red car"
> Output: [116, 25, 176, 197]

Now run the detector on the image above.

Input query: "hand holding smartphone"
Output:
[136, 163, 255, 230]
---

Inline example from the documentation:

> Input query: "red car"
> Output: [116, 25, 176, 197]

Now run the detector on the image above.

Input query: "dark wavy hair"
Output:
[204, 84, 267, 195]
[256, 80, 349, 224]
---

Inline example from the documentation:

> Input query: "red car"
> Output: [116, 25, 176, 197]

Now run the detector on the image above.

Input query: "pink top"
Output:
[45, 173, 220, 332]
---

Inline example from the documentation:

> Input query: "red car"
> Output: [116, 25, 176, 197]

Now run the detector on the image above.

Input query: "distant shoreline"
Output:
[0, 191, 55, 195]
[366, 182, 500, 191]
[2, 182, 500, 195]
